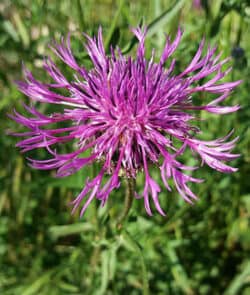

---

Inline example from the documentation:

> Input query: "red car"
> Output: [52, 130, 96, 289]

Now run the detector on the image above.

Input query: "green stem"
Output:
[123, 231, 150, 295]
[116, 177, 135, 229]
[139, 247, 149, 295]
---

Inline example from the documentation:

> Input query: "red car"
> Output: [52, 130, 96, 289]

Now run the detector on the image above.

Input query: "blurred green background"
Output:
[1, 0, 250, 294]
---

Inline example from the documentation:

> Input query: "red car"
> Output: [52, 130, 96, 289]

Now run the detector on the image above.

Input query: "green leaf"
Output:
[2, 20, 19, 42]
[104, 0, 125, 51]
[122, 0, 186, 54]
[58, 280, 79, 293]
[22, 270, 55, 295]
[96, 250, 109, 295]
[147, 0, 187, 36]
[49, 223, 94, 240]
[12, 11, 30, 48]
[166, 241, 194, 295]
[121, 231, 149, 295]
[109, 240, 121, 281]
[224, 261, 250, 295]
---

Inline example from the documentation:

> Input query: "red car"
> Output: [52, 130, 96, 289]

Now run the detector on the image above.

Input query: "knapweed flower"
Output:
[9, 27, 241, 216]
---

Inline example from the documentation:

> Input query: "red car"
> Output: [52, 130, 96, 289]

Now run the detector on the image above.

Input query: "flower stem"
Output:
[116, 177, 135, 229]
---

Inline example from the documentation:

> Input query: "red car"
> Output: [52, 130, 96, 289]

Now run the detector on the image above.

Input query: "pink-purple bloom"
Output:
[9, 27, 241, 216]
[193, 0, 202, 10]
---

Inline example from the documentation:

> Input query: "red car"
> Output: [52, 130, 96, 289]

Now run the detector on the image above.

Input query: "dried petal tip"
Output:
[9, 26, 240, 217]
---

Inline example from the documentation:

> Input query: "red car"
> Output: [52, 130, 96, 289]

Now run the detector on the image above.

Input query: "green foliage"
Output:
[1, 0, 250, 294]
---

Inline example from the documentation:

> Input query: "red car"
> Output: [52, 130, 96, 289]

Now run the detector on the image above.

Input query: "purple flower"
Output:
[9, 27, 241, 216]
[193, 0, 202, 10]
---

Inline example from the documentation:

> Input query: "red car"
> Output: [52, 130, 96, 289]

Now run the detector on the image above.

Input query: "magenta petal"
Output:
[9, 26, 240, 217]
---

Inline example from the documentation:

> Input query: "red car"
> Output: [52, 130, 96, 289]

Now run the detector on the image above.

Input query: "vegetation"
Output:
[0, 0, 249, 294]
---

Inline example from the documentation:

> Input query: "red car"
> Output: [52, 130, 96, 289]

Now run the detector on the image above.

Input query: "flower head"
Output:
[9, 27, 241, 216]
